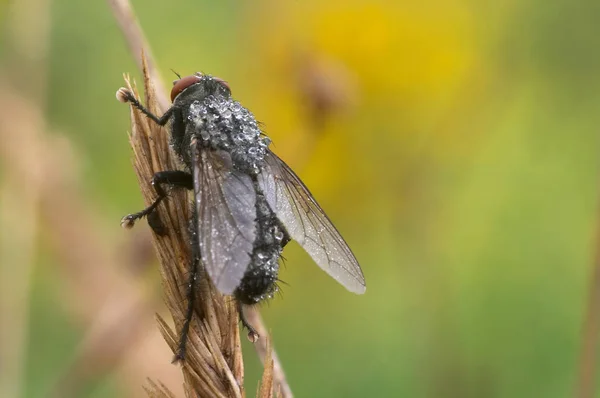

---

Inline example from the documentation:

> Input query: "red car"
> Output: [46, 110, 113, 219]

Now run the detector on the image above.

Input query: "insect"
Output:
[118, 73, 366, 361]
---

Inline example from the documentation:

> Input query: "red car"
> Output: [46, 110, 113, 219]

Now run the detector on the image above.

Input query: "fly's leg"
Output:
[237, 302, 260, 342]
[118, 89, 200, 360]
[117, 88, 183, 233]
[172, 252, 199, 362]
[173, 208, 201, 362]
[121, 170, 193, 235]
[116, 88, 174, 126]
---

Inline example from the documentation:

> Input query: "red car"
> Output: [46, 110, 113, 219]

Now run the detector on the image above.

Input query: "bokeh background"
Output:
[2, 0, 600, 397]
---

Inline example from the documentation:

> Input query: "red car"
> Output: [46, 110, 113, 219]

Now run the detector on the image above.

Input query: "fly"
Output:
[117, 73, 366, 361]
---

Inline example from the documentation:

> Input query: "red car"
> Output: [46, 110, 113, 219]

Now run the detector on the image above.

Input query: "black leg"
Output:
[173, 210, 201, 362]
[119, 88, 200, 361]
[172, 255, 200, 362]
[121, 170, 193, 235]
[237, 302, 260, 342]
[119, 89, 174, 126]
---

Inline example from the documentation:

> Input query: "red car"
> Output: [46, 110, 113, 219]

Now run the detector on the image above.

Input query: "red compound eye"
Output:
[171, 75, 202, 102]
[214, 76, 230, 92]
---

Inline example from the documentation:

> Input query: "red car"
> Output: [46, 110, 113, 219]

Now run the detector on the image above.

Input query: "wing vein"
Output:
[257, 151, 366, 294]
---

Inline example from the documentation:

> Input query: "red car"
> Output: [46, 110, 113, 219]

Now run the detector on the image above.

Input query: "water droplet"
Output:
[274, 230, 284, 241]
[231, 102, 242, 113]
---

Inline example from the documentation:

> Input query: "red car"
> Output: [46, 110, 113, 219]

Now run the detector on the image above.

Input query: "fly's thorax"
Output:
[187, 96, 271, 175]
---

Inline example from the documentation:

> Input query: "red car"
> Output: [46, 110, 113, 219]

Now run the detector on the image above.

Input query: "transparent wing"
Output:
[258, 151, 366, 294]
[192, 144, 256, 294]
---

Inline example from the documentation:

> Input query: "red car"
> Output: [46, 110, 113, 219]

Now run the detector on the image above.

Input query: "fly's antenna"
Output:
[170, 68, 182, 79]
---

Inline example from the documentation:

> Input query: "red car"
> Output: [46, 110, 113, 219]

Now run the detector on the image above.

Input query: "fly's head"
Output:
[168, 73, 232, 163]
[170, 73, 231, 104]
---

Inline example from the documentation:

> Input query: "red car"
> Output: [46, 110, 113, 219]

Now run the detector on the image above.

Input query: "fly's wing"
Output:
[192, 143, 256, 294]
[258, 151, 366, 294]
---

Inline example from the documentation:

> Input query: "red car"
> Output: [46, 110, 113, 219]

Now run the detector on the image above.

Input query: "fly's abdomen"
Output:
[235, 193, 289, 304]
[235, 248, 280, 305]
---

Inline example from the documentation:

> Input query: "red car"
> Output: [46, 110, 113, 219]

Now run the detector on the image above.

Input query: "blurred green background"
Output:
[2, 0, 600, 397]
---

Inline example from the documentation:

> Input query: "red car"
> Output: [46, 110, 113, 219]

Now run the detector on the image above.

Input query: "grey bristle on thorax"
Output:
[187, 95, 271, 175]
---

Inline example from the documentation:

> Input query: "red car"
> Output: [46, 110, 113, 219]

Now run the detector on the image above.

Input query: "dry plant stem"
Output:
[108, 1, 292, 395]
[0, 76, 182, 397]
[2, 8, 184, 392]
[144, 379, 178, 398]
[107, 0, 169, 110]
[245, 307, 293, 398]
[575, 199, 600, 398]
[257, 339, 275, 398]
[123, 63, 245, 397]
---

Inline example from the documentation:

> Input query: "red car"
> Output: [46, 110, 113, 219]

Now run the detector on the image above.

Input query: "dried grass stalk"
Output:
[257, 339, 275, 398]
[122, 56, 245, 397]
